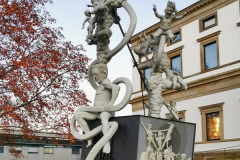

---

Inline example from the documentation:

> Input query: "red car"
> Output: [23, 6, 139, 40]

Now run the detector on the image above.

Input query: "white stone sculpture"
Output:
[82, 10, 95, 42]
[180, 153, 186, 160]
[140, 118, 158, 150]
[135, 1, 187, 118]
[134, 32, 150, 61]
[70, 1, 137, 160]
[166, 100, 179, 121]
[140, 121, 182, 160]
[162, 123, 174, 149]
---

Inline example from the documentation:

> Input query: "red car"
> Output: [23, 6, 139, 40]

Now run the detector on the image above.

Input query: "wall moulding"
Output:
[130, 68, 240, 112]
[130, 0, 237, 47]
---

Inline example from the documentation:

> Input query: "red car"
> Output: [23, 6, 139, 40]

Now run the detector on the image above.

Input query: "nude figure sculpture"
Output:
[74, 64, 119, 153]
[152, 1, 187, 40]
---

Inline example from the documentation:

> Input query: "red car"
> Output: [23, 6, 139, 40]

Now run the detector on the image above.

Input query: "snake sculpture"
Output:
[70, 1, 136, 160]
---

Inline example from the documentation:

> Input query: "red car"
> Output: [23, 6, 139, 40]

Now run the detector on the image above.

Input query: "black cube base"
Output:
[81, 115, 196, 160]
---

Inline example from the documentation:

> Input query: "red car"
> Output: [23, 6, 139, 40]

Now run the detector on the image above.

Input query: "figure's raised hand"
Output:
[153, 4, 157, 11]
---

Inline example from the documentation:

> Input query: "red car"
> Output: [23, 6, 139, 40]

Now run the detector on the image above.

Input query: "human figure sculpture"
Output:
[156, 131, 165, 149]
[82, 10, 96, 42]
[152, 2, 187, 40]
[155, 131, 165, 160]
[162, 123, 174, 149]
[149, 151, 157, 160]
[140, 118, 158, 149]
[180, 153, 186, 160]
[168, 146, 179, 160]
[71, 1, 136, 160]
[166, 100, 179, 121]
[163, 148, 171, 160]
[74, 63, 120, 153]
[134, 1, 187, 118]
[134, 32, 150, 61]
[165, 68, 187, 90]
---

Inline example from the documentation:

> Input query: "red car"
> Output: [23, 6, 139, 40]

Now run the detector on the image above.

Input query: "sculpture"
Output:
[166, 100, 179, 121]
[140, 121, 190, 160]
[152, 2, 187, 40]
[70, 0, 137, 160]
[135, 1, 187, 118]
[74, 63, 119, 153]
[140, 118, 158, 149]
[134, 32, 150, 61]
[82, 10, 95, 42]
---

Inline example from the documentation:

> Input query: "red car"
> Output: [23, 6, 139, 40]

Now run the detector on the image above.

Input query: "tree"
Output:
[0, 0, 90, 157]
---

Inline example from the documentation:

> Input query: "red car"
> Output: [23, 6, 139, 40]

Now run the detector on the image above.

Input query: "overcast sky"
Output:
[45, 0, 199, 116]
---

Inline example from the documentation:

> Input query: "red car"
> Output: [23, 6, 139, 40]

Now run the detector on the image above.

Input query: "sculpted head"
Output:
[91, 63, 108, 84]
[165, 1, 175, 17]
[147, 124, 152, 129]
[181, 153, 186, 160]
[84, 10, 91, 16]
[170, 100, 176, 107]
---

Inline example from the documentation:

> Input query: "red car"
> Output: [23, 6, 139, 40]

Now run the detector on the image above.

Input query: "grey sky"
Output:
[45, 0, 199, 115]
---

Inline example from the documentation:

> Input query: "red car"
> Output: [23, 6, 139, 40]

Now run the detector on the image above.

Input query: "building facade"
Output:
[130, 0, 240, 159]
[0, 131, 82, 160]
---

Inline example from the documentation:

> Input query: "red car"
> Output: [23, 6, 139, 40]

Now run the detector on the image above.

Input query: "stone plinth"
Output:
[81, 115, 195, 160]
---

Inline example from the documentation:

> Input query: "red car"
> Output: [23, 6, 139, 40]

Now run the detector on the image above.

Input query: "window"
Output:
[28, 147, 38, 154]
[167, 46, 184, 76]
[178, 110, 186, 122]
[197, 31, 221, 72]
[204, 42, 218, 70]
[206, 112, 220, 141]
[0, 146, 3, 153]
[199, 12, 218, 32]
[148, 48, 151, 53]
[199, 103, 224, 142]
[144, 68, 151, 84]
[44, 146, 53, 154]
[72, 147, 81, 154]
[171, 55, 181, 75]
[12, 147, 22, 154]
[167, 28, 182, 46]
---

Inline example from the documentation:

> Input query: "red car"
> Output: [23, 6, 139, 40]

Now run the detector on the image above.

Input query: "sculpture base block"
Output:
[81, 115, 196, 160]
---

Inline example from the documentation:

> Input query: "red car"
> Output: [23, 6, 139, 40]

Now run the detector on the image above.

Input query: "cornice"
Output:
[130, 0, 218, 42]
[130, 0, 237, 44]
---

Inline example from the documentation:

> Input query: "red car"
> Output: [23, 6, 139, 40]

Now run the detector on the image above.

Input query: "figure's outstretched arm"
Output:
[153, 4, 163, 19]
[140, 118, 147, 131]
[172, 70, 180, 76]
[175, 12, 187, 20]
[82, 17, 89, 29]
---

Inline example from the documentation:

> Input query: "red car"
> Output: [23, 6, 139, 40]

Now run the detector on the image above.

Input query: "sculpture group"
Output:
[70, 1, 189, 160]
[140, 119, 191, 160]
[135, 1, 187, 118]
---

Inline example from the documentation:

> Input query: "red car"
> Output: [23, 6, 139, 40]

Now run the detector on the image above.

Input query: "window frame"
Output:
[0, 146, 4, 153]
[199, 103, 224, 143]
[178, 110, 186, 122]
[199, 12, 218, 32]
[197, 31, 221, 73]
[167, 28, 182, 46]
[167, 45, 184, 77]
[44, 146, 54, 154]
[28, 146, 39, 154]
[72, 147, 81, 154]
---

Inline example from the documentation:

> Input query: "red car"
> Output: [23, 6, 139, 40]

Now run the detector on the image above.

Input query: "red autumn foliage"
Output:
[0, 0, 90, 156]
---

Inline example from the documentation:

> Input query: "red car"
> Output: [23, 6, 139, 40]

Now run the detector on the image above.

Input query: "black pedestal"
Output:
[81, 115, 196, 160]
